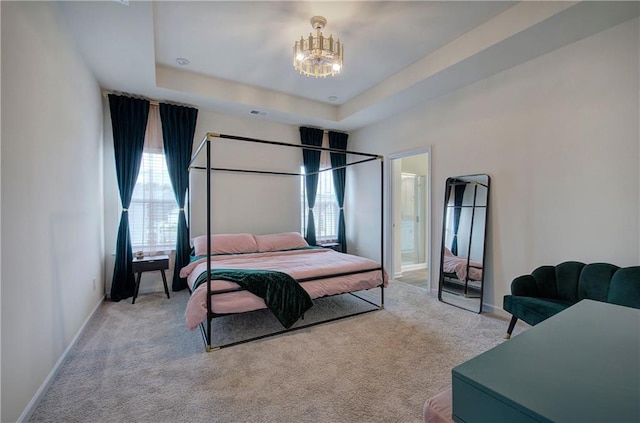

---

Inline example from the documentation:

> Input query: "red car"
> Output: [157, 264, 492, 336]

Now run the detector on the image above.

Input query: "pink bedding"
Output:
[180, 248, 388, 330]
[442, 248, 483, 282]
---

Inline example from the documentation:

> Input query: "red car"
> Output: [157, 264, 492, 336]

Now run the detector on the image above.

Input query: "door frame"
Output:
[386, 146, 432, 289]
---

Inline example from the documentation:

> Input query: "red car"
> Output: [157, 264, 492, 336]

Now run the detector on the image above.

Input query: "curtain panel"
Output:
[299, 126, 324, 245]
[328, 131, 348, 253]
[159, 103, 198, 291]
[108, 94, 150, 301]
[451, 182, 466, 256]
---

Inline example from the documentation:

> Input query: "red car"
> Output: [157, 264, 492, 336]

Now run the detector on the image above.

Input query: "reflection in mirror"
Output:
[438, 174, 490, 313]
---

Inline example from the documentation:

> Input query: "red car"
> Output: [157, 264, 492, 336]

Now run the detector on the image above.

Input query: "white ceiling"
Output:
[58, 1, 638, 131]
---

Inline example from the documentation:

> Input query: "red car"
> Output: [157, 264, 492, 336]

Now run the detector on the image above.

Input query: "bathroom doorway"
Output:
[389, 149, 430, 290]
[400, 172, 425, 267]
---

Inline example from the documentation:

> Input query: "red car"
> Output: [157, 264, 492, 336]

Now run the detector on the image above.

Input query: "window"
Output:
[301, 134, 339, 242]
[129, 105, 178, 253]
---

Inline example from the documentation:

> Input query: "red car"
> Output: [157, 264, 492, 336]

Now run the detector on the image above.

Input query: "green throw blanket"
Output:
[193, 268, 313, 329]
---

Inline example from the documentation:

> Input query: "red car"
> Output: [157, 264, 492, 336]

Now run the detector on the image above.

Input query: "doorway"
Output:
[400, 172, 425, 267]
[389, 149, 430, 290]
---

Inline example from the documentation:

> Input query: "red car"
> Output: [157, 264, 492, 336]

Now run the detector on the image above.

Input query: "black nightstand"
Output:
[319, 242, 342, 252]
[132, 255, 170, 304]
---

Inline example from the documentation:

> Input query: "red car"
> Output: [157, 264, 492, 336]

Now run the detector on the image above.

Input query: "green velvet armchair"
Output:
[503, 261, 640, 338]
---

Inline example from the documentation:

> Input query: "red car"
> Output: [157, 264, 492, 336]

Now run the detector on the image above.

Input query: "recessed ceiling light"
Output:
[328, 96, 338, 102]
[176, 58, 190, 66]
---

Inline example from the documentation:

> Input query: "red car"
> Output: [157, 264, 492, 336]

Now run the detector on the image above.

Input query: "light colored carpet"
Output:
[29, 281, 526, 423]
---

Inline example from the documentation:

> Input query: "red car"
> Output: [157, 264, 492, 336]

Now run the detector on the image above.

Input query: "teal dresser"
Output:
[452, 300, 640, 423]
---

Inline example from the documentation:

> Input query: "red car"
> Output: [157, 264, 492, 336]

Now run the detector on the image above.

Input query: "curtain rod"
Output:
[101, 90, 195, 108]
[301, 125, 347, 135]
[103, 92, 347, 135]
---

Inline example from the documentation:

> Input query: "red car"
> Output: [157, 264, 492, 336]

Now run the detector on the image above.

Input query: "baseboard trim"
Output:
[17, 295, 105, 423]
[482, 302, 510, 319]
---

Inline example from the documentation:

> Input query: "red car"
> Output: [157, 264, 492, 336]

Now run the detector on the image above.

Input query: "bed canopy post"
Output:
[206, 137, 213, 351]
[380, 157, 385, 309]
[464, 183, 479, 297]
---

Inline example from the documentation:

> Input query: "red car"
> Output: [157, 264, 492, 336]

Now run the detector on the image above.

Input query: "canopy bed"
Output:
[186, 132, 387, 351]
[442, 247, 483, 289]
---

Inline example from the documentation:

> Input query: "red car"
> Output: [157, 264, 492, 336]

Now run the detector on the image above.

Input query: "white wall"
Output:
[189, 116, 302, 237]
[103, 110, 303, 296]
[1, 2, 104, 421]
[349, 18, 640, 312]
[401, 155, 427, 176]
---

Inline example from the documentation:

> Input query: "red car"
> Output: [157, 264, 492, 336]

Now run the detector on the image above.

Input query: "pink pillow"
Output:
[254, 232, 309, 252]
[192, 233, 258, 256]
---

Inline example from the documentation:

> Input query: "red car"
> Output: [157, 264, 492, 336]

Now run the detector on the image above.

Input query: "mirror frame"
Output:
[437, 174, 490, 313]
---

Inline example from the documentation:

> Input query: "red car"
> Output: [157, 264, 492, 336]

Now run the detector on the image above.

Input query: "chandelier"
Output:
[293, 16, 343, 78]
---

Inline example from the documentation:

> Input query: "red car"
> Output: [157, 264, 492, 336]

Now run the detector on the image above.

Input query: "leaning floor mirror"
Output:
[438, 174, 490, 313]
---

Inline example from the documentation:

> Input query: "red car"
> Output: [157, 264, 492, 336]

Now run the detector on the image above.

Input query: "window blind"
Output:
[129, 105, 178, 253]
[301, 133, 339, 242]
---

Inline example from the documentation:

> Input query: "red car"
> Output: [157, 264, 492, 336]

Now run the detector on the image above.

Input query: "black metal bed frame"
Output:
[442, 273, 482, 298]
[187, 132, 385, 351]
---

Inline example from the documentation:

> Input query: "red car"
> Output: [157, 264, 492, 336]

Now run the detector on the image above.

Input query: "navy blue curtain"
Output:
[109, 95, 149, 301]
[300, 127, 323, 245]
[328, 131, 348, 253]
[159, 103, 198, 291]
[451, 182, 466, 256]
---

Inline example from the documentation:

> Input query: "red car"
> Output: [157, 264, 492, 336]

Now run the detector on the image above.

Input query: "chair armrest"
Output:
[511, 274, 539, 297]
[607, 266, 640, 309]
